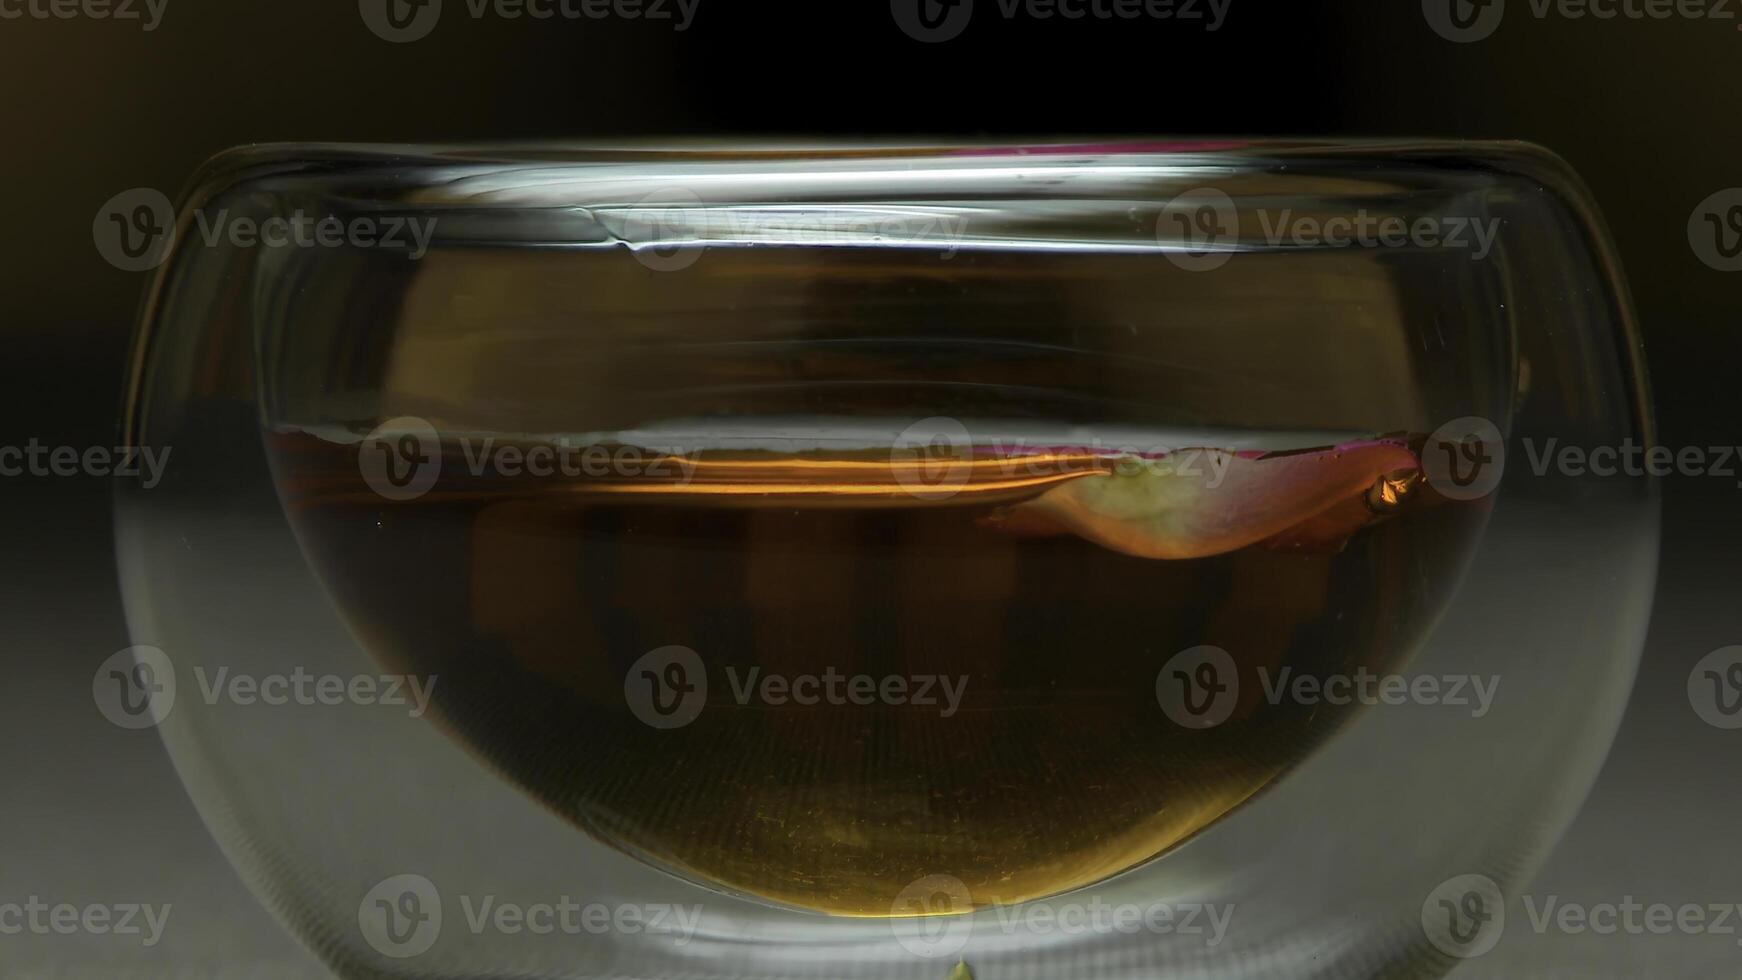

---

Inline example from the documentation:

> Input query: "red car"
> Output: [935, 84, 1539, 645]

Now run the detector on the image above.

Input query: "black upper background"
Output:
[6, 1, 1737, 452]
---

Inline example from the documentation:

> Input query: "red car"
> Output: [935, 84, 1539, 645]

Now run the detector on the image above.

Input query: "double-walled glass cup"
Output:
[116, 140, 1656, 978]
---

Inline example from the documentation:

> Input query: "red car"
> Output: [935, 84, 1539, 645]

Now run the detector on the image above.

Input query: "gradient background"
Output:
[1, 1, 1736, 976]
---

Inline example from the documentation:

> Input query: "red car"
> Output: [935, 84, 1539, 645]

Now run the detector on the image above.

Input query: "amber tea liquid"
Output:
[267, 425, 1481, 916]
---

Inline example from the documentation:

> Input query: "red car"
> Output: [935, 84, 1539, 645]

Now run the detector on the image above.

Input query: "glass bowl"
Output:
[115, 139, 1657, 979]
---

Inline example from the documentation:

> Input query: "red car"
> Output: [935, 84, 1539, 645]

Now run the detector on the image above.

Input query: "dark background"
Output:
[2, 1, 1736, 975]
